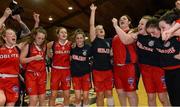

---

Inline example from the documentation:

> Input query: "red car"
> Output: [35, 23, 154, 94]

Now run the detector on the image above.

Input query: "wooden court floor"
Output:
[44, 72, 162, 106]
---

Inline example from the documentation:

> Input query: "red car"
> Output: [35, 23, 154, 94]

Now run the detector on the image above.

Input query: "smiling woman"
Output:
[0, 0, 179, 106]
[0, 28, 21, 106]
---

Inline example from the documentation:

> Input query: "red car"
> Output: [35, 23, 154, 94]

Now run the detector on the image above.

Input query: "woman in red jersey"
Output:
[47, 27, 71, 106]
[20, 27, 47, 106]
[112, 15, 138, 106]
[0, 28, 21, 106]
[0, 7, 22, 106]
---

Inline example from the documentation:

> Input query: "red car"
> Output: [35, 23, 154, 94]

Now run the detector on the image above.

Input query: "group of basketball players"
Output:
[0, 0, 180, 106]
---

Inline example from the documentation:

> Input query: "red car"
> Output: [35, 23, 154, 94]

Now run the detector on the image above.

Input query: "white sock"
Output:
[75, 102, 81, 106]
[107, 97, 114, 107]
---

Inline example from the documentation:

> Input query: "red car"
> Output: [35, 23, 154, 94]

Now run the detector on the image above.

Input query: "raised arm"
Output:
[89, 4, 97, 42]
[0, 8, 12, 30]
[12, 15, 31, 38]
[33, 12, 40, 28]
[112, 18, 137, 45]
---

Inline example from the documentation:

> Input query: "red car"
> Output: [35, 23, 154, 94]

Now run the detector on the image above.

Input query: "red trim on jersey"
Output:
[176, 19, 180, 23]
[163, 65, 180, 70]
[26, 43, 46, 72]
[0, 46, 20, 74]
[52, 41, 71, 67]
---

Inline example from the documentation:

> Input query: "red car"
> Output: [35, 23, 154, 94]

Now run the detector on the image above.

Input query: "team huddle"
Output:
[0, 0, 180, 107]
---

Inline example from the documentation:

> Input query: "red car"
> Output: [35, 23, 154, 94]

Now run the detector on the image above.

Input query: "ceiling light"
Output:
[85, 37, 88, 40]
[68, 6, 73, 10]
[48, 16, 53, 21]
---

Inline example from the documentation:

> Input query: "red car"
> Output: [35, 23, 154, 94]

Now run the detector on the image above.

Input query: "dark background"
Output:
[0, 0, 176, 40]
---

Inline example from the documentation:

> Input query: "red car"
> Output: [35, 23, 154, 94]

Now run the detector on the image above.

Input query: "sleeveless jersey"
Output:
[26, 43, 46, 72]
[0, 45, 20, 74]
[112, 35, 137, 65]
[52, 41, 71, 67]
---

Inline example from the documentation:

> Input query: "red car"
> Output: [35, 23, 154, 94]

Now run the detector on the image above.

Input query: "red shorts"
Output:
[25, 71, 47, 95]
[113, 64, 136, 91]
[72, 74, 91, 91]
[51, 68, 71, 90]
[0, 77, 19, 103]
[93, 70, 113, 92]
[140, 64, 166, 93]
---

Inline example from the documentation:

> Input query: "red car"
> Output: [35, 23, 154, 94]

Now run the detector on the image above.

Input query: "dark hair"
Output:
[159, 10, 180, 25]
[120, 14, 133, 28]
[121, 14, 132, 22]
[9, 1, 24, 15]
[146, 17, 160, 30]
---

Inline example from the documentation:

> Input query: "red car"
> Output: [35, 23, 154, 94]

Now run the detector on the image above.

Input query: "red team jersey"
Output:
[112, 35, 138, 91]
[52, 41, 71, 67]
[25, 43, 47, 95]
[26, 43, 46, 72]
[112, 35, 137, 65]
[0, 45, 20, 74]
[0, 45, 20, 103]
[51, 40, 72, 90]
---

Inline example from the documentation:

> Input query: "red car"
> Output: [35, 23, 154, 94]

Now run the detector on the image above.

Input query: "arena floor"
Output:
[23, 72, 162, 106]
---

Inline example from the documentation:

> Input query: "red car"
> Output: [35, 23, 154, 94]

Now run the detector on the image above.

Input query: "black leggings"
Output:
[165, 68, 180, 106]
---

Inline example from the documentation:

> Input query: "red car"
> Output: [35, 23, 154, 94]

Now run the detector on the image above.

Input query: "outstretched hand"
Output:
[33, 12, 40, 23]
[90, 4, 97, 11]
[112, 18, 118, 27]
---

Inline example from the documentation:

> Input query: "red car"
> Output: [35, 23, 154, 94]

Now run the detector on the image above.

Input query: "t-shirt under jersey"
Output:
[91, 37, 112, 70]
[136, 35, 161, 66]
[155, 36, 180, 68]
[70, 44, 91, 77]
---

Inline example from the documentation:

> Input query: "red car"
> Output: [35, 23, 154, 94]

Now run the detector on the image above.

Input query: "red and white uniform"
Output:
[0, 45, 20, 103]
[51, 40, 71, 90]
[25, 43, 47, 95]
[112, 35, 137, 91]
